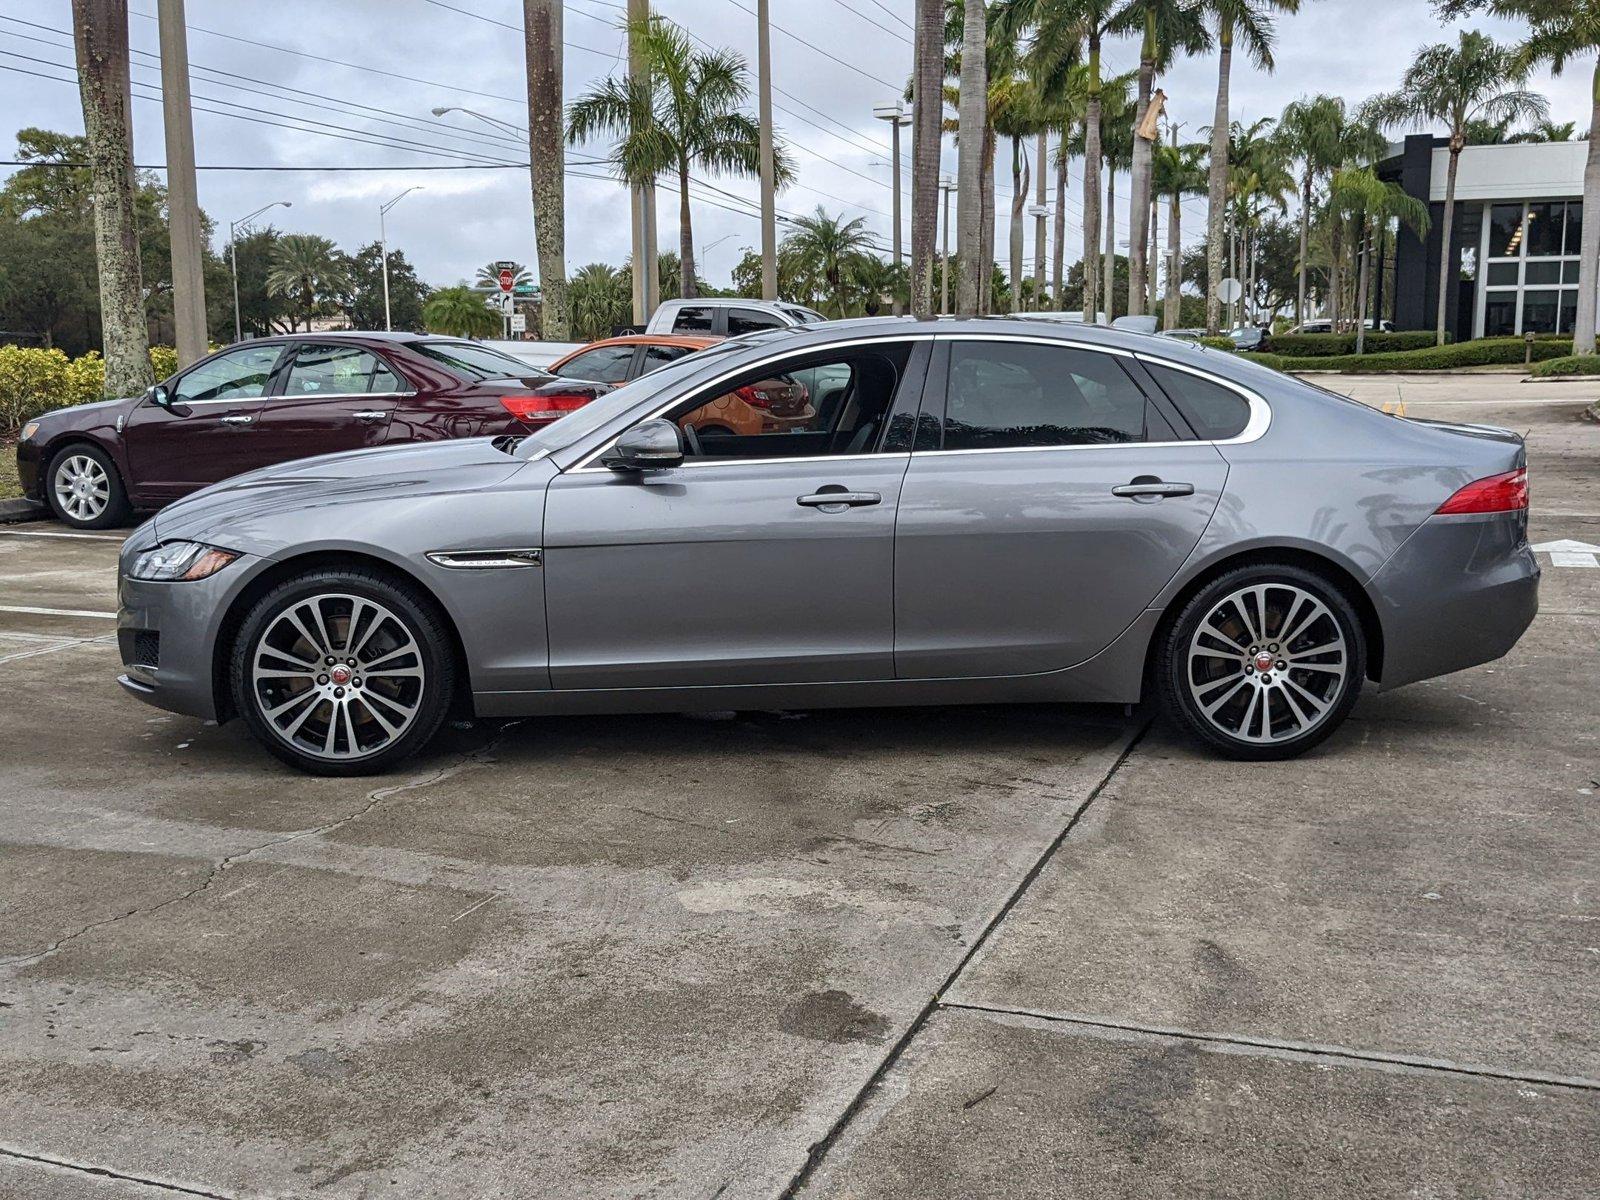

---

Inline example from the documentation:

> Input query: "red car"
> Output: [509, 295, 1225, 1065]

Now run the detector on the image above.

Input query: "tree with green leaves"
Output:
[780, 208, 879, 317]
[1370, 30, 1547, 345]
[568, 262, 631, 340]
[345, 244, 428, 332]
[474, 262, 533, 291]
[1330, 166, 1430, 352]
[422, 286, 500, 339]
[1196, 0, 1301, 334]
[1509, 118, 1579, 142]
[265, 234, 352, 332]
[568, 15, 793, 301]
[1152, 138, 1209, 328]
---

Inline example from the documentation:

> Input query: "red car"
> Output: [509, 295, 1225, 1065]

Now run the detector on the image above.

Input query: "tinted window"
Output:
[641, 344, 694, 374]
[282, 344, 396, 395]
[671, 306, 716, 333]
[728, 308, 784, 336]
[556, 345, 636, 383]
[942, 343, 1150, 450]
[1488, 203, 1524, 257]
[171, 344, 281, 403]
[1525, 201, 1563, 257]
[411, 341, 531, 379]
[1144, 362, 1251, 441]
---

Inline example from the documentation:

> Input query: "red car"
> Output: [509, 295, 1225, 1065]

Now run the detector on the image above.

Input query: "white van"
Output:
[644, 298, 828, 337]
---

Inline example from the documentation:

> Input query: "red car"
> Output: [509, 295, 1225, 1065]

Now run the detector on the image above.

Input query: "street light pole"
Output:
[227, 199, 291, 343]
[756, 0, 777, 300]
[379, 186, 423, 331]
[1028, 203, 1050, 312]
[429, 105, 524, 136]
[874, 102, 913, 315]
[939, 175, 955, 315]
[157, 0, 207, 366]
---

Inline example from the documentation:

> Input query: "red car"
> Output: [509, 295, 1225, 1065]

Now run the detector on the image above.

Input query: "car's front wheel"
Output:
[1158, 564, 1366, 761]
[47, 444, 131, 529]
[230, 568, 456, 776]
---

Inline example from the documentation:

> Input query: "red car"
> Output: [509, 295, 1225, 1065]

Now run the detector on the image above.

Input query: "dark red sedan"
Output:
[16, 333, 563, 529]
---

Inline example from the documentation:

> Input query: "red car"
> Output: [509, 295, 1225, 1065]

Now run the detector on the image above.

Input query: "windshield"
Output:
[518, 339, 747, 457]
[411, 340, 534, 380]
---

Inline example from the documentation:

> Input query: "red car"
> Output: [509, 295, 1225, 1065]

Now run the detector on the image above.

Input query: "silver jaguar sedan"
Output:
[115, 318, 1538, 775]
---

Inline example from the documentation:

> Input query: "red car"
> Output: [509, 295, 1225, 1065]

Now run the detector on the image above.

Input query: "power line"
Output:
[823, 0, 911, 44]
[861, 0, 913, 33]
[719, 0, 900, 90]
[414, 0, 623, 61]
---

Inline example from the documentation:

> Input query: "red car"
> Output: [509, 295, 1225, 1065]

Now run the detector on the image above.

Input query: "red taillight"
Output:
[1435, 468, 1528, 514]
[499, 393, 593, 423]
[736, 384, 772, 410]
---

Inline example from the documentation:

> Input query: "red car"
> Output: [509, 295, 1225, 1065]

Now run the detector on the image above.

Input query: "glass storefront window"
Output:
[1526, 260, 1563, 285]
[1564, 260, 1582, 284]
[1525, 202, 1565, 257]
[1561, 290, 1578, 334]
[1486, 261, 1520, 286]
[1522, 289, 1560, 334]
[1484, 294, 1518, 336]
[1564, 202, 1583, 257]
[1488, 203, 1526, 257]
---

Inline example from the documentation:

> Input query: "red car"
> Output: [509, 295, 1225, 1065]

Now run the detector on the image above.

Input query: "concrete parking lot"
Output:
[1, 374, 1596, 1199]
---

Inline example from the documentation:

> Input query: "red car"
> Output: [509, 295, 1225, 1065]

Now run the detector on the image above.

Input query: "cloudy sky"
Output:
[0, 0, 1591, 291]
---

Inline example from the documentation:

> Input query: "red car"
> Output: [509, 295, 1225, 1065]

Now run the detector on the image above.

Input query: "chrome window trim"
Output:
[172, 390, 414, 407]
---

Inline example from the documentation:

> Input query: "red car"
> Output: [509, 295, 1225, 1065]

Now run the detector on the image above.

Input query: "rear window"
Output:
[412, 341, 532, 380]
[1144, 362, 1251, 441]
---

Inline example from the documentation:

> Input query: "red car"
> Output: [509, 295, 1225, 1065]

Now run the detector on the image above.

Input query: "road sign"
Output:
[497, 268, 514, 293]
[1218, 278, 1243, 304]
[509, 313, 527, 334]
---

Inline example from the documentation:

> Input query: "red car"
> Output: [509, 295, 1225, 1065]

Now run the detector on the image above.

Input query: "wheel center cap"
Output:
[330, 665, 352, 686]
[1254, 652, 1275, 673]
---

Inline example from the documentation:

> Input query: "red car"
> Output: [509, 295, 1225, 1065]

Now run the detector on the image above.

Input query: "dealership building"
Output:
[1381, 134, 1590, 342]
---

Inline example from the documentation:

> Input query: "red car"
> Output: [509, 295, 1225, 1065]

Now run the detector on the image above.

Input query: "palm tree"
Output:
[568, 262, 631, 341]
[953, 0, 989, 316]
[523, 0, 568, 339]
[71, 0, 153, 397]
[780, 208, 878, 317]
[568, 16, 794, 301]
[1153, 138, 1208, 328]
[1509, 118, 1579, 142]
[266, 234, 352, 331]
[1098, 73, 1138, 319]
[1370, 30, 1547, 345]
[1330, 166, 1430, 352]
[475, 262, 534, 291]
[422, 285, 500, 339]
[1121, 0, 1211, 316]
[1196, 0, 1301, 335]
[991, 69, 1045, 315]
[911, 0, 946, 317]
[849, 254, 908, 316]
[1224, 117, 1294, 325]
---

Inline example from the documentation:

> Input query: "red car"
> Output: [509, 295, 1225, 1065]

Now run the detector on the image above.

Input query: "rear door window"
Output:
[641, 344, 695, 374]
[1143, 362, 1252, 440]
[282, 344, 395, 395]
[555, 344, 637, 383]
[728, 308, 784, 336]
[671, 306, 716, 333]
[940, 342, 1158, 450]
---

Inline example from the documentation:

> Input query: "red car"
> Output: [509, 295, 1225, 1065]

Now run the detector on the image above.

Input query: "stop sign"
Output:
[498, 268, 514, 293]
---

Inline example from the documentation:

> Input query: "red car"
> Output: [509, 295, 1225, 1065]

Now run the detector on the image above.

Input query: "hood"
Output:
[34, 393, 139, 429]
[152, 436, 533, 552]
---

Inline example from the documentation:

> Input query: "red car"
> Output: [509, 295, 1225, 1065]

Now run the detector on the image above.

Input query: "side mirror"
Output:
[147, 384, 171, 409]
[604, 418, 684, 472]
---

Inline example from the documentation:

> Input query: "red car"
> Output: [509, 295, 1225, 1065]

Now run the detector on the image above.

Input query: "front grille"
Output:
[130, 630, 160, 669]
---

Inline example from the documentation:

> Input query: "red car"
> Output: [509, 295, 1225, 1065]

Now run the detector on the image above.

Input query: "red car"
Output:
[16, 333, 560, 529]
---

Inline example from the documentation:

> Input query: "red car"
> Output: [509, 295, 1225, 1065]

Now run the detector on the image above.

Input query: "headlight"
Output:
[20, 421, 39, 441]
[128, 541, 238, 582]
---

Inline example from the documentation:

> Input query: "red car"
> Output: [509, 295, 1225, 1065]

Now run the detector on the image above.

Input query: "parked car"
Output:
[1157, 328, 1208, 343]
[116, 317, 1538, 775]
[643, 298, 827, 337]
[1290, 319, 1394, 335]
[16, 333, 559, 529]
[529, 334, 814, 437]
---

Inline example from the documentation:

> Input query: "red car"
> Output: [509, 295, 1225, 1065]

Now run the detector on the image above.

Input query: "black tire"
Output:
[1157, 563, 1366, 761]
[45, 443, 131, 529]
[230, 567, 457, 776]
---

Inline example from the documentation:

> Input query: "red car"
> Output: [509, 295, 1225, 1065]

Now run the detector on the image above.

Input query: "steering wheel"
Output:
[680, 422, 702, 458]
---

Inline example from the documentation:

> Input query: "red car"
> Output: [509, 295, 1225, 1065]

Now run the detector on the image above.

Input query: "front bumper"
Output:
[116, 551, 266, 721]
[1369, 511, 1539, 691]
[16, 435, 44, 500]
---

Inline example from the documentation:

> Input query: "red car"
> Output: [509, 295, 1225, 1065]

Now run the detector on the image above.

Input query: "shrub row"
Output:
[0, 345, 178, 435]
[1234, 336, 1574, 375]
[1268, 331, 1449, 357]
[1529, 354, 1600, 378]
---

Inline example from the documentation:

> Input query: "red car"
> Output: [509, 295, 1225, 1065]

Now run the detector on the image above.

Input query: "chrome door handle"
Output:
[352, 409, 389, 422]
[1112, 479, 1193, 499]
[220, 414, 253, 426]
[797, 490, 881, 509]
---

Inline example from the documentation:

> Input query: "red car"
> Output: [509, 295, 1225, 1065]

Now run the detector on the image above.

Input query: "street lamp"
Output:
[1027, 203, 1050, 311]
[938, 175, 955, 316]
[873, 101, 913, 315]
[379, 186, 424, 331]
[228, 200, 292, 343]
[430, 105, 526, 137]
[701, 233, 738, 282]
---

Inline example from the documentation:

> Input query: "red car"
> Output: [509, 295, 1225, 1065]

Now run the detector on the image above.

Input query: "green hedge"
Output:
[1199, 336, 1234, 351]
[0, 345, 178, 435]
[1262, 337, 1573, 374]
[1268, 331, 1449, 357]
[1529, 354, 1600, 378]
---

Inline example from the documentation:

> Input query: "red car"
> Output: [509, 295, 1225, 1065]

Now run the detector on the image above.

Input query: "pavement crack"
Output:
[0, 723, 519, 970]
[0, 1145, 236, 1198]
[776, 717, 1152, 1198]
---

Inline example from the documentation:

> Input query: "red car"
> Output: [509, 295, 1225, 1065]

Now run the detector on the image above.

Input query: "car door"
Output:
[542, 339, 930, 690]
[255, 342, 406, 459]
[122, 342, 287, 499]
[893, 336, 1231, 679]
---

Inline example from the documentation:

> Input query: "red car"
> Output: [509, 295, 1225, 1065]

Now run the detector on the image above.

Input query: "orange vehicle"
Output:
[517, 334, 812, 437]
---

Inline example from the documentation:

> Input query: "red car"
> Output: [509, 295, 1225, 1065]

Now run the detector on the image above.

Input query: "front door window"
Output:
[171, 344, 282, 404]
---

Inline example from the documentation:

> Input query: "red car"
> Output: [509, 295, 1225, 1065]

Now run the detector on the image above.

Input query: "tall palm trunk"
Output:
[1434, 133, 1462, 346]
[1034, 131, 1048, 310]
[1052, 142, 1067, 305]
[1147, 193, 1159, 314]
[1081, 36, 1102, 324]
[1296, 170, 1311, 329]
[910, 0, 944, 318]
[1355, 221, 1372, 355]
[71, 0, 152, 398]
[1329, 214, 1343, 332]
[1574, 64, 1600, 355]
[980, 123, 997, 315]
[1128, 13, 1156, 316]
[1205, 15, 1232, 335]
[1103, 166, 1115, 320]
[1165, 187, 1182, 330]
[524, 0, 569, 335]
[1009, 137, 1025, 314]
[677, 159, 697, 299]
[954, 0, 987, 316]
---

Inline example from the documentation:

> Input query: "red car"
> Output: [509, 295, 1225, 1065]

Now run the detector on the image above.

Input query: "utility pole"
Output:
[756, 0, 777, 300]
[156, 0, 205, 366]
[939, 174, 955, 315]
[1032, 131, 1048, 311]
[379, 187, 422, 331]
[627, 0, 659, 317]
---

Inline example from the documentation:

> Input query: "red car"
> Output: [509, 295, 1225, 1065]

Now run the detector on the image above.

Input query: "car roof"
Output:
[574, 333, 723, 350]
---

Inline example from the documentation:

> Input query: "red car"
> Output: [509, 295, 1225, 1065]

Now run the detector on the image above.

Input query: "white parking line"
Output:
[0, 529, 126, 542]
[0, 604, 117, 619]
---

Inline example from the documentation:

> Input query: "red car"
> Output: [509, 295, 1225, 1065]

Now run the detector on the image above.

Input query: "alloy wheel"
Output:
[250, 593, 426, 762]
[53, 454, 110, 524]
[1185, 582, 1349, 745]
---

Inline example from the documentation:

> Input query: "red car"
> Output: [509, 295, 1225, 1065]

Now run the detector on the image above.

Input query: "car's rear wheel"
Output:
[47, 444, 130, 529]
[230, 568, 456, 776]
[1158, 564, 1366, 761]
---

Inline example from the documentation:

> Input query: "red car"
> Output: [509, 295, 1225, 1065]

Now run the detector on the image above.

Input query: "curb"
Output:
[1583, 402, 1600, 424]
[1521, 374, 1600, 383]
[0, 498, 46, 524]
